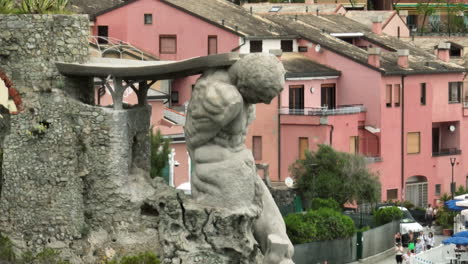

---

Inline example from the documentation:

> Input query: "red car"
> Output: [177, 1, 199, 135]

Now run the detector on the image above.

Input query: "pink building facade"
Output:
[93, 0, 467, 208]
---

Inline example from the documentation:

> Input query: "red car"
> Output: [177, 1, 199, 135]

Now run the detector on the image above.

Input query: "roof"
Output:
[68, 0, 124, 16]
[263, 14, 465, 75]
[242, 3, 343, 14]
[93, 0, 296, 38]
[403, 37, 468, 68]
[345, 11, 400, 29]
[160, 0, 296, 38]
[281, 53, 341, 78]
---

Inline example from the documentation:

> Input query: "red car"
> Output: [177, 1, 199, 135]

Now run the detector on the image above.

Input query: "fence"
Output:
[345, 212, 375, 228]
[292, 221, 399, 264]
[411, 244, 455, 264]
[361, 220, 400, 259]
[293, 235, 357, 264]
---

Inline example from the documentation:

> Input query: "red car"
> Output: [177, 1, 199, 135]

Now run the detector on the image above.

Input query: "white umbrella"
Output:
[456, 200, 468, 207]
[455, 194, 468, 200]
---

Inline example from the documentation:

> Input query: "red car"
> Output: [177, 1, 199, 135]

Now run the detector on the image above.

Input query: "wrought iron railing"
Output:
[279, 104, 366, 116]
[432, 148, 461, 157]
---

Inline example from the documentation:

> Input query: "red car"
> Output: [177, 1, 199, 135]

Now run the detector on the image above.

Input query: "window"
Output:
[386, 84, 392, 107]
[269, 6, 281, 12]
[250, 40, 262, 53]
[449, 82, 462, 103]
[420, 83, 426, 105]
[281, 40, 293, 52]
[289, 85, 304, 110]
[298, 46, 308, 52]
[349, 136, 358, 154]
[208, 36, 218, 55]
[450, 47, 462, 57]
[160, 35, 177, 54]
[387, 189, 398, 200]
[407, 132, 420, 154]
[299, 137, 309, 160]
[144, 14, 153, 25]
[171, 91, 179, 104]
[435, 184, 441, 196]
[394, 84, 401, 107]
[252, 136, 262, 160]
[97, 26, 108, 44]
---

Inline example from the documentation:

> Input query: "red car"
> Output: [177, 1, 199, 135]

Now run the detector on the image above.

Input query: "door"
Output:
[289, 85, 304, 112]
[321, 84, 336, 109]
[432, 127, 440, 154]
[97, 26, 109, 44]
[406, 182, 428, 208]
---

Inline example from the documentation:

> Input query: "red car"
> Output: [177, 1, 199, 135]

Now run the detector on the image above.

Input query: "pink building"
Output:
[93, 0, 467, 208]
[345, 11, 410, 38]
[267, 13, 466, 207]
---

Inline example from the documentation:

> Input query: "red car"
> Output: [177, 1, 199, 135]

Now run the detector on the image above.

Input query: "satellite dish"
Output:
[285, 177, 294, 188]
[315, 44, 321, 53]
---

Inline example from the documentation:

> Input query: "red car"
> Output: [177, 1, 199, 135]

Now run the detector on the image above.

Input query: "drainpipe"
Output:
[329, 125, 334, 146]
[401, 75, 406, 200]
[278, 96, 281, 182]
[231, 36, 246, 52]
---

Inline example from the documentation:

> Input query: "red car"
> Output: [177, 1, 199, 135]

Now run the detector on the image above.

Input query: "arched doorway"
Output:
[405, 176, 428, 207]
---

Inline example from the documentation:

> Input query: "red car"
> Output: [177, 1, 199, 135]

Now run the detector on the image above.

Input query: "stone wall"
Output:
[0, 91, 158, 263]
[0, 15, 89, 95]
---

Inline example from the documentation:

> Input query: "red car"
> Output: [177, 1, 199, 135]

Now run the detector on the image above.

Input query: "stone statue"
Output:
[184, 53, 294, 264]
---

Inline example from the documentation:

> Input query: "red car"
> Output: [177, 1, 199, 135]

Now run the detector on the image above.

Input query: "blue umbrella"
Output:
[445, 199, 466, 211]
[442, 237, 468, 246]
[453, 231, 468, 238]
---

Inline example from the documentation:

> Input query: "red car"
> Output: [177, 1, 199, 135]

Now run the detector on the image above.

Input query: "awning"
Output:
[446, 199, 467, 211]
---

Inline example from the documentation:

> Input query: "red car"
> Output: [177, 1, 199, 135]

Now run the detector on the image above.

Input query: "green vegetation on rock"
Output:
[0, 0, 71, 14]
[150, 129, 171, 179]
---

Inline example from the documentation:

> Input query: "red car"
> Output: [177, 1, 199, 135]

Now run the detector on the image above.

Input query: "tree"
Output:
[150, 129, 171, 179]
[416, 0, 439, 34]
[290, 144, 381, 208]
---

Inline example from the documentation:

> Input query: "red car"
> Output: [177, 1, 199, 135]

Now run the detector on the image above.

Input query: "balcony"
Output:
[279, 104, 366, 116]
[432, 148, 461, 157]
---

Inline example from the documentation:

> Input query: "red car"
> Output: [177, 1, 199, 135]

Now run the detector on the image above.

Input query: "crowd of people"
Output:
[394, 204, 437, 264]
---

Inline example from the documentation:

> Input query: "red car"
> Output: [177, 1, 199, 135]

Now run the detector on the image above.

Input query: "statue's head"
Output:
[228, 54, 285, 104]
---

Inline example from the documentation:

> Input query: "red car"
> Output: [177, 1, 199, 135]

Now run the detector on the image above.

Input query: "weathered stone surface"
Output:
[0, 15, 89, 95]
[184, 54, 294, 264]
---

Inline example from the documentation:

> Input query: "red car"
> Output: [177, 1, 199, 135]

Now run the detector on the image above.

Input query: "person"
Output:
[418, 231, 426, 250]
[395, 242, 404, 264]
[402, 250, 412, 264]
[395, 232, 402, 245]
[185, 54, 293, 263]
[425, 232, 434, 250]
[407, 230, 415, 252]
[415, 238, 424, 254]
[425, 204, 434, 228]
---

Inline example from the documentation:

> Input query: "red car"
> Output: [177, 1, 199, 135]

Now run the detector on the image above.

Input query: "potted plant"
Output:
[436, 206, 456, 236]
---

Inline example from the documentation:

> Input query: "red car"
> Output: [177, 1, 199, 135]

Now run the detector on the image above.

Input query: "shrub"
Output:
[374, 206, 403, 226]
[19, 0, 70, 14]
[0, 233, 15, 262]
[436, 207, 457, 229]
[108, 251, 160, 264]
[284, 208, 355, 244]
[309, 198, 340, 211]
[150, 129, 171, 179]
[0, 0, 14, 14]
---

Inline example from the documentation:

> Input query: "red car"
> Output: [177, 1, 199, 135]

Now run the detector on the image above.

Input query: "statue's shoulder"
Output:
[202, 80, 242, 114]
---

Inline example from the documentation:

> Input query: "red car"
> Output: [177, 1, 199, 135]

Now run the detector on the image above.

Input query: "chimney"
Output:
[397, 49, 410, 68]
[371, 16, 383, 35]
[368, 48, 381, 68]
[398, 10, 408, 25]
[437, 42, 451, 62]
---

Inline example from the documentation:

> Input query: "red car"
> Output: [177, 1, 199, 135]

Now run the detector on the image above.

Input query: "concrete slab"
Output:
[55, 52, 240, 79]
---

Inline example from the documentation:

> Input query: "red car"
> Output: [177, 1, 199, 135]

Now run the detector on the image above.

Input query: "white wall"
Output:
[239, 39, 298, 54]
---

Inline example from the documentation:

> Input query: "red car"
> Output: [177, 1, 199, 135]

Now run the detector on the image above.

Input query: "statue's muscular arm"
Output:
[185, 80, 243, 150]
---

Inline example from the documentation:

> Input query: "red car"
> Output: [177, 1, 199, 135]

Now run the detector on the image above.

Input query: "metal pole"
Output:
[450, 157, 456, 199]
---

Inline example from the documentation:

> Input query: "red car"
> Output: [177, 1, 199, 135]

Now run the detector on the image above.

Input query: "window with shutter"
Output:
[349, 136, 358, 154]
[250, 40, 262, 53]
[252, 136, 262, 160]
[449, 82, 462, 103]
[394, 84, 400, 107]
[386, 84, 392, 107]
[299, 137, 309, 160]
[407, 132, 420, 154]
[421, 83, 426, 105]
[387, 189, 398, 200]
[160, 35, 176, 54]
[208, 36, 218, 55]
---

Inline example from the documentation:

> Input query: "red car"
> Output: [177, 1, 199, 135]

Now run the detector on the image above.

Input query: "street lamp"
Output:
[450, 157, 456, 199]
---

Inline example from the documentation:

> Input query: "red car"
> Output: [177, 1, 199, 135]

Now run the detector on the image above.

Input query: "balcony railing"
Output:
[432, 148, 462, 157]
[279, 104, 366, 116]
